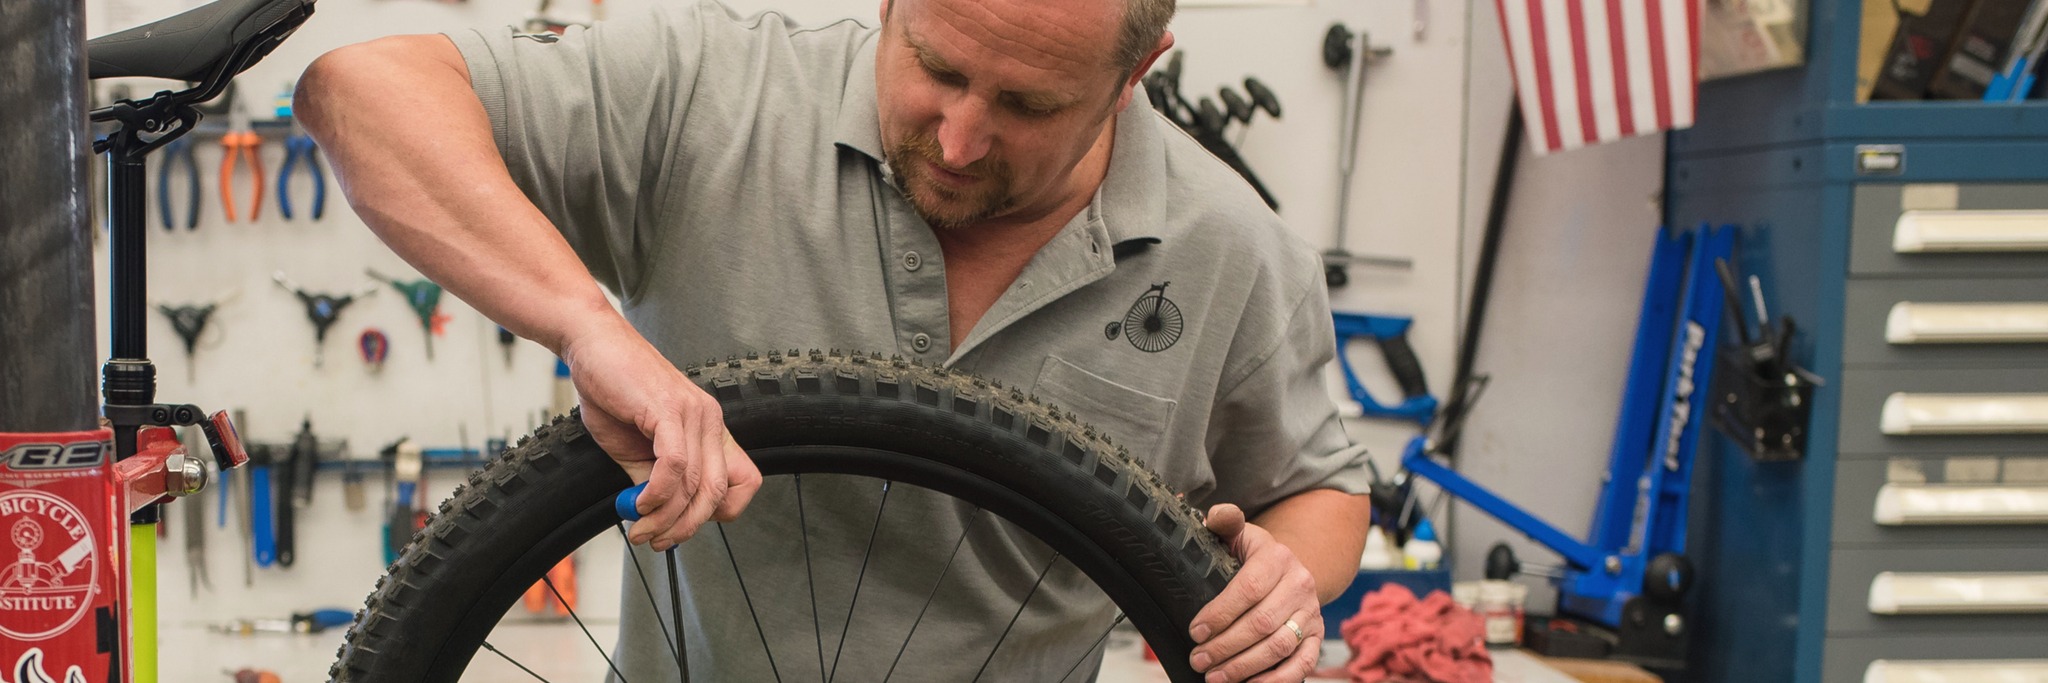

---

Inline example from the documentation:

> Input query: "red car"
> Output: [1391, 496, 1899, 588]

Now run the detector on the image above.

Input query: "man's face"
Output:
[874, 0, 1130, 230]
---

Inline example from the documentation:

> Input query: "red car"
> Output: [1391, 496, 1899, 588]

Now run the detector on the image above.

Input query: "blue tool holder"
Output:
[1331, 312, 1438, 425]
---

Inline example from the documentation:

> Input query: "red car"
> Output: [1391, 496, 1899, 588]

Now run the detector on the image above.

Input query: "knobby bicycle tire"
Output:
[330, 350, 1237, 682]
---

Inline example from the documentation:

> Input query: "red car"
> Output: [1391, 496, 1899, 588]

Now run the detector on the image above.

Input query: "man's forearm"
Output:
[1252, 488, 1372, 604]
[296, 35, 621, 355]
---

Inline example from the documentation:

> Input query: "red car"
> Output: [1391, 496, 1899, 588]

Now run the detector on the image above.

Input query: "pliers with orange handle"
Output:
[219, 130, 264, 222]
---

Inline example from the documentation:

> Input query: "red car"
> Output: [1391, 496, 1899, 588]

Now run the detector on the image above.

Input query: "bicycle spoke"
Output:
[481, 641, 552, 682]
[615, 525, 680, 662]
[825, 480, 892, 683]
[541, 573, 630, 683]
[717, 522, 785, 683]
[879, 508, 982, 683]
[1055, 613, 1127, 683]
[666, 547, 690, 681]
[796, 475, 827, 683]
[968, 552, 1062, 683]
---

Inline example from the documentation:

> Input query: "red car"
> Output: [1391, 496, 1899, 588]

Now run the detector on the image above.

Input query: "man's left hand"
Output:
[1187, 503, 1324, 683]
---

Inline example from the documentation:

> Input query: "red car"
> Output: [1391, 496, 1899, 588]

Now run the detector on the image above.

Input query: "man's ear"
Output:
[1115, 30, 1175, 112]
[879, 0, 892, 23]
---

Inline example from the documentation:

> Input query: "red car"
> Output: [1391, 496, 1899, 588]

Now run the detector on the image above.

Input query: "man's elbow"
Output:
[296, 35, 466, 137]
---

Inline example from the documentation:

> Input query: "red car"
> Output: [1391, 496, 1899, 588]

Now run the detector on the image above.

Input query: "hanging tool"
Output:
[1332, 311, 1438, 425]
[384, 438, 424, 564]
[1143, 51, 1279, 209]
[211, 608, 354, 636]
[1708, 260, 1820, 462]
[367, 269, 447, 360]
[157, 301, 218, 383]
[1320, 23, 1407, 288]
[277, 133, 325, 220]
[158, 137, 201, 230]
[232, 409, 254, 586]
[275, 419, 315, 567]
[359, 328, 390, 371]
[228, 669, 281, 683]
[273, 271, 378, 367]
[219, 130, 264, 223]
[276, 78, 325, 222]
[248, 443, 277, 568]
[1216, 77, 1281, 148]
[340, 447, 369, 512]
[523, 551, 578, 616]
[497, 325, 517, 368]
[180, 426, 213, 596]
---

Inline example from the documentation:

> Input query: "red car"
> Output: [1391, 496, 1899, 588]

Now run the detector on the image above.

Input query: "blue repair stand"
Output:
[1395, 225, 1734, 666]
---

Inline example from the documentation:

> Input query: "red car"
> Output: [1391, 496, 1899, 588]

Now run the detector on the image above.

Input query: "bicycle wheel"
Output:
[330, 350, 1237, 682]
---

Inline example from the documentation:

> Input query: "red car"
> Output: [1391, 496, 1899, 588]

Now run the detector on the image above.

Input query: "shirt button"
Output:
[903, 251, 922, 271]
[911, 333, 932, 353]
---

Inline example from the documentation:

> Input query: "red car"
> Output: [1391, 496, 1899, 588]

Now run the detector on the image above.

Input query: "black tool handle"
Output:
[274, 450, 296, 567]
[1374, 333, 1430, 399]
[1190, 130, 1277, 209]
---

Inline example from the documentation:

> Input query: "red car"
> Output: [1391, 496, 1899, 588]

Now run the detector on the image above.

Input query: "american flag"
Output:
[1495, 0, 1701, 154]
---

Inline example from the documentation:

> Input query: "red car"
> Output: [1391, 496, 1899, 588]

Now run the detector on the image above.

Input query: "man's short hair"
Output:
[886, 0, 1176, 79]
[1114, 0, 1176, 77]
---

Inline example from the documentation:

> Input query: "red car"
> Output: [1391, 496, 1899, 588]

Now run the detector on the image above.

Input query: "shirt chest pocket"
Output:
[1031, 356, 1205, 493]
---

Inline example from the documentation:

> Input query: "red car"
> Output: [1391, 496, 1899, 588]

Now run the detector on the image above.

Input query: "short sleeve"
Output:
[445, 3, 703, 299]
[1203, 281, 1371, 517]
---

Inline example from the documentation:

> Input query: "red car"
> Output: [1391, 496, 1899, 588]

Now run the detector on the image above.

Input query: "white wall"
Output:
[1450, 0, 1669, 613]
[79, 0, 1662, 675]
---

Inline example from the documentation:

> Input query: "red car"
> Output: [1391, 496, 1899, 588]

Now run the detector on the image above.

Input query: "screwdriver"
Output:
[212, 608, 354, 636]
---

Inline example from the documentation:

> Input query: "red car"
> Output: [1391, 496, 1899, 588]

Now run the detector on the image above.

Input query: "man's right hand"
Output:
[560, 319, 761, 551]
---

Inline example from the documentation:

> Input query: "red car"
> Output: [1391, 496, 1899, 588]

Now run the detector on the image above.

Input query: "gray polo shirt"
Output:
[450, 2, 1367, 679]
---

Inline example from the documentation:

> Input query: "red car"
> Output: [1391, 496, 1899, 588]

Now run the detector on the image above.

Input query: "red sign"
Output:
[0, 430, 122, 683]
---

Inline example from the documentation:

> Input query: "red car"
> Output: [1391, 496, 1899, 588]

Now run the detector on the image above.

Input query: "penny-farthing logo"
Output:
[0, 491, 98, 641]
[1103, 282, 1185, 353]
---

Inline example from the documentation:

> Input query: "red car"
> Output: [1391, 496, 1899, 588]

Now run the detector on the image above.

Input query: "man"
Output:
[298, 0, 1371, 680]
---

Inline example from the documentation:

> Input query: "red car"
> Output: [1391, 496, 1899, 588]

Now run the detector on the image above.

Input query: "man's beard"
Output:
[883, 130, 1015, 230]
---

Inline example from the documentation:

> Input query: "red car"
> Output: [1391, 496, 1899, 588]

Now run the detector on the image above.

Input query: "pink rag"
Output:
[1333, 584, 1493, 683]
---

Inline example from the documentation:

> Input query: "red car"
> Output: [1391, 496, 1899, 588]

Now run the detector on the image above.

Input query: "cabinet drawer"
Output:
[1824, 634, 2048, 683]
[1827, 546, 2048, 634]
[1834, 457, 2048, 546]
[1845, 279, 2048, 366]
[1840, 368, 2048, 456]
[1852, 184, 2048, 277]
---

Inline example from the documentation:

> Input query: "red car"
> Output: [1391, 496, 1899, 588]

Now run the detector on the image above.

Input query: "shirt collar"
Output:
[833, 36, 1168, 248]
[832, 32, 887, 162]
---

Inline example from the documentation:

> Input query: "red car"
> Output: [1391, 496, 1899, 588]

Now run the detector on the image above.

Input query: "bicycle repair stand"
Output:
[1396, 225, 1737, 669]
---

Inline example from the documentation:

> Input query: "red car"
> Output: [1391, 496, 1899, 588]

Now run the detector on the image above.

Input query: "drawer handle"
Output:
[1875, 484, 2048, 525]
[1882, 394, 2048, 435]
[1895, 209, 2048, 253]
[1887, 302, 2048, 344]
[1868, 572, 2048, 614]
[1865, 659, 2048, 683]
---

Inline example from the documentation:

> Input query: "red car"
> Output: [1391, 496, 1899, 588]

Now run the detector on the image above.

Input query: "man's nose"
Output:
[936, 96, 993, 169]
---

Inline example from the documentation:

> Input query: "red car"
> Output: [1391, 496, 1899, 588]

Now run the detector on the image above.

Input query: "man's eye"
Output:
[1014, 103, 1059, 118]
[923, 64, 965, 86]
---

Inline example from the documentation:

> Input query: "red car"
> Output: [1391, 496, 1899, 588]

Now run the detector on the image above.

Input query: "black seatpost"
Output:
[104, 127, 159, 463]
[0, 0, 98, 435]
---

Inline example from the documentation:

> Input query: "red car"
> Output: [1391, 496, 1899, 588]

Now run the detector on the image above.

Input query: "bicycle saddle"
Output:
[87, 0, 314, 82]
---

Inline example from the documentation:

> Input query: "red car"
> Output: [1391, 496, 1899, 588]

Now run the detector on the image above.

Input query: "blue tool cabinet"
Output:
[1666, 1, 2048, 681]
